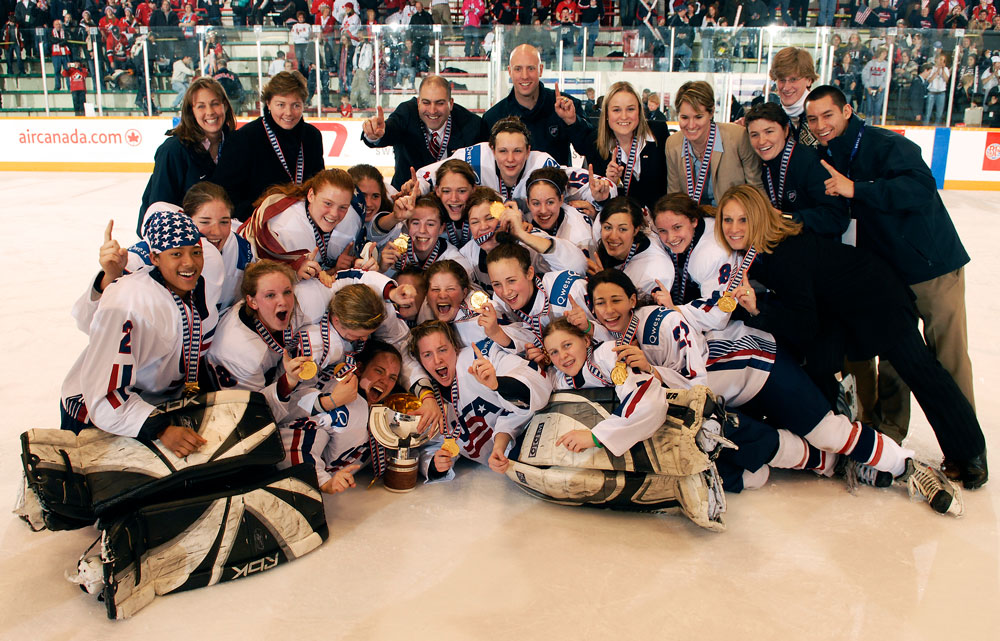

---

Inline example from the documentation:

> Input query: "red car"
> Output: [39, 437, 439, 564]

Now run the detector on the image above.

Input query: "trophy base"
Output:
[384, 457, 418, 493]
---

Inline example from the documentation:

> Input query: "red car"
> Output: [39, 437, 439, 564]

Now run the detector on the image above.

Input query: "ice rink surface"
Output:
[0, 172, 997, 640]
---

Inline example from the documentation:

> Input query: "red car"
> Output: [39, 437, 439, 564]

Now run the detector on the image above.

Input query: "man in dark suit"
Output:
[805, 84, 986, 490]
[361, 74, 489, 189]
[482, 43, 592, 166]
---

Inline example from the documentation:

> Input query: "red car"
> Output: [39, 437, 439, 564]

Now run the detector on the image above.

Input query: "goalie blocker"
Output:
[505, 386, 733, 532]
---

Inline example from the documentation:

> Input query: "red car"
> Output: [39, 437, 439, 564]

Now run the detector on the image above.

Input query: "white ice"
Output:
[0, 173, 997, 640]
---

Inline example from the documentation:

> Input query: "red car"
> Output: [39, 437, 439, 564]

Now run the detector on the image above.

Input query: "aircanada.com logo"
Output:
[16, 128, 143, 146]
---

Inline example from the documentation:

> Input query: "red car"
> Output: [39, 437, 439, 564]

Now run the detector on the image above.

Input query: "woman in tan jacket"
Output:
[665, 81, 762, 206]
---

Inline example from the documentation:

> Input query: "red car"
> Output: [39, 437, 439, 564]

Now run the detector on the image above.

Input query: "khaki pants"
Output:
[851, 267, 976, 444]
[431, 3, 454, 37]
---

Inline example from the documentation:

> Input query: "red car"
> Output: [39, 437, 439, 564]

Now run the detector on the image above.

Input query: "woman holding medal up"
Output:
[459, 187, 588, 291]
[717, 184, 988, 493]
[567, 81, 671, 213]
[744, 102, 850, 239]
[213, 71, 325, 221]
[665, 81, 762, 207]
[420, 259, 492, 348]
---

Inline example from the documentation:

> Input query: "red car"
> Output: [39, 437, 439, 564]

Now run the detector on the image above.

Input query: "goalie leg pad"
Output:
[513, 386, 727, 478]
[21, 391, 284, 530]
[505, 460, 726, 532]
[98, 463, 328, 620]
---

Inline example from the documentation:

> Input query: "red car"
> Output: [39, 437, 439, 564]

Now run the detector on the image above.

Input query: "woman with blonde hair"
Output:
[214, 70, 325, 220]
[716, 184, 987, 492]
[569, 81, 670, 212]
[138, 76, 236, 234]
[665, 80, 761, 206]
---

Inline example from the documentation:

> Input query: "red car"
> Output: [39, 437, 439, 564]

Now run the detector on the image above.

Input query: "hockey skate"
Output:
[901, 459, 965, 517]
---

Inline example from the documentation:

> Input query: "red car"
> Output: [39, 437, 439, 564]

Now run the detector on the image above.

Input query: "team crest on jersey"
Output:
[788, 190, 797, 202]
[459, 397, 503, 424]
[548, 124, 559, 138]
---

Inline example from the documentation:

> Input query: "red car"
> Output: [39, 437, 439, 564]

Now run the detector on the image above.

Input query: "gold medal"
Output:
[489, 201, 505, 219]
[717, 292, 737, 313]
[392, 234, 410, 253]
[299, 360, 317, 380]
[442, 438, 460, 457]
[470, 291, 489, 310]
[184, 381, 200, 396]
[611, 361, 628, 385]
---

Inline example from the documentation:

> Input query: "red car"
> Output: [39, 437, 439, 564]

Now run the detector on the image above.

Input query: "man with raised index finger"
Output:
[483, 43, 592, 166]
[361, 74, 489, 190]
[804, 84, 985, 490]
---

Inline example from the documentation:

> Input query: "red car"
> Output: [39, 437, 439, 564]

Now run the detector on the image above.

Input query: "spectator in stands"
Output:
[213, 70, 325, 220]
[430, 0, 453, 38]
[250, 0, 275, 25]
[63, 61, 88, 114]
[1, 16, 25, 76]
[136, 0, 156, 26]
[339, 0, 362, 39]
[619, 0, 638, 26]
[935, 0, 965, 27]
[462, 0, 486, 58]
[647, 92, 666, 122]
[339, 94, 352, 116]
[924, 52, 951, 124]
[50, 17, 71, 90]
[483, 43, 591, 166]
[337, 32, 354, 93]
[171, 53, 196, 108]
[410, 1, 434, 57]
[576, 0, 601, 59]
[213, 56, 245, 110]
[395, 37, 419, 89]
[362, 74, 488, 189]
[861, 47, 889, 122]
[350, 30, 374, 108]
[269, 50, 287, 77]
[290, 11, 312, 65]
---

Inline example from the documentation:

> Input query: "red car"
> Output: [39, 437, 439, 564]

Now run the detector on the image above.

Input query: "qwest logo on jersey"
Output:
[643, 307, 672, 345]
[550, 271, 581, 307]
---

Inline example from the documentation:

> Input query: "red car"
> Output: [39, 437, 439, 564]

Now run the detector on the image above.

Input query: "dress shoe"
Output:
[942, 451, 988, 490]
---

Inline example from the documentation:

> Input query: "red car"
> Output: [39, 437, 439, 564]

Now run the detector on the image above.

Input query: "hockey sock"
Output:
[769, 429, 837, 476]
[741, 466, 770, 490]
[805, 412, 912, 477]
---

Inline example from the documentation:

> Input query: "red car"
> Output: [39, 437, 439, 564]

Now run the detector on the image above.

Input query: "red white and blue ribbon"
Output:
[683, 121, 717, 204]
[763, 137, 795, 208]
[616, 135, 639, 195]
[723, 246, 758, 297]
[432, 381, 463, 440]
[254, 319, 295, 356]
[262, 115, 304, 184]
[171, 292, 203, 392]
[423, 116, 452, 161]
[565, 345, 613, 388]
[510, 276, 550, 349]
[306, 208, 331, 268]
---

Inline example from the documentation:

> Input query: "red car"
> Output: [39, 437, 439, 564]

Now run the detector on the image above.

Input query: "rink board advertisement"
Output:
[0, 118, 394, 174]
[1, 117, 999, 190]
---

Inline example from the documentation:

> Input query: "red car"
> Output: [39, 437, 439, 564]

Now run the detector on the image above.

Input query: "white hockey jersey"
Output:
[459, 228, 587, 293]
[418, 341, 551, 479]
[415, 143, 617, 205]
[279, 394, 373, 487]
[594, 234, 676, 299]
[240, 197, 363, 271]
[60, 269, 221, 438]
[548, 341, 674, 457]
[490, 270, 598, 355]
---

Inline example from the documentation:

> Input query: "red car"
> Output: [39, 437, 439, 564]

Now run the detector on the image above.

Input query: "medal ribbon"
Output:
[723, 247, 758, 296]
[763, 137, 796, 208]
[683, 122, 716, 204]
[565, 345, 613, 388]
[253, 319, 295, 356]
[668, 249, 691, 304]
[432, 382, 463, 440]
[423, 116, 452, 161]
[306, 207, 332, 269]
[613, 312, 640, 348]
[616, 135, 639, 195]
[262, 115, 304, 184]
[403, 236, 443, 270]
[613, 241, 640, 271]
[446, 219, 470, 247]
[171, 292, 203, 392]
[510, 277, 550, 348]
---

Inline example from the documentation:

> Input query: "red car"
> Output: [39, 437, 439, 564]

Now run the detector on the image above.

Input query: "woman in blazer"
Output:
[665, 80, 762, 207]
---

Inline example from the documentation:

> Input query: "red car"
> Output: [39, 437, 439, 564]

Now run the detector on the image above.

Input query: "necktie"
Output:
[429, 131, 440, 158]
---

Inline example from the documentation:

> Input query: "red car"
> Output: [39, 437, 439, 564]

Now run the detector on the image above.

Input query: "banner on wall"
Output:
[0, 118, 396, 174]
[982, 131, 1000, 171]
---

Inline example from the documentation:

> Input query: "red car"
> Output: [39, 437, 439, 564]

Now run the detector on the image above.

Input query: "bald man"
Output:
[482, 44, 591, 165]
[361, 74, 489, 189]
